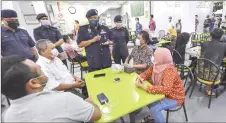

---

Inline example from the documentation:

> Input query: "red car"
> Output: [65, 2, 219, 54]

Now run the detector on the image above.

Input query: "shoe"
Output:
[141, 116, 154, 123]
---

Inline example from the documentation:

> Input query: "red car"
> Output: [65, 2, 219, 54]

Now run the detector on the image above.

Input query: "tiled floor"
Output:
[2, 42, 226, 122]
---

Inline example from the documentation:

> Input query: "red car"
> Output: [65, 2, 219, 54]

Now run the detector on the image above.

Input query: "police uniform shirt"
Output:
[110, 27, 129, 44]
[33, 26, 63, 53]
[77, 24, 112, 69]
[1, 26, 35, 60]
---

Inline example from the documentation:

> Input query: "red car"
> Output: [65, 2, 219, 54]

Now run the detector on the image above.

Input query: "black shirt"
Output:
[33, 26, 63, 53]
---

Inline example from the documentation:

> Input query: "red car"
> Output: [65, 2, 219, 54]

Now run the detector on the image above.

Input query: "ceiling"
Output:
[46, 1, 126, 6]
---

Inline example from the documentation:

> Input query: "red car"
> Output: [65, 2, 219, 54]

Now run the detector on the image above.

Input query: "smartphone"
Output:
[94, 73, 106, 78]
[97, 93, 109, 105]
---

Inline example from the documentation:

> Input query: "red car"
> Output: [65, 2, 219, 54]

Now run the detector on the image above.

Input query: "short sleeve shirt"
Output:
[3, 91, 94, 122]
[36, 56, 75, 91]
[1, 26, 35, 59]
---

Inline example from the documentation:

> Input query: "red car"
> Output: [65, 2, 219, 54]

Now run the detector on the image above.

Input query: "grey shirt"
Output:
[3, 91, 94, 122]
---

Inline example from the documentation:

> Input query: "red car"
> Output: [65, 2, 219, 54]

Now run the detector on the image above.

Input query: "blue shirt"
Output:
[1, 26, 35, 59]
[33, 26, 63, 53]
[136, 22, 142, 37]
[77, 24, 112, 69]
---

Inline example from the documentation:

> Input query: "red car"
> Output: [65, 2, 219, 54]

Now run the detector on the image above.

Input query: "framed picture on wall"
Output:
[131, 1, 144, 17]
[23, 14, 39, 24]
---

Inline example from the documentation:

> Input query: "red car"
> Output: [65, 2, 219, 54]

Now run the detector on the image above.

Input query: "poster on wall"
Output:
[131, 1, 144, 17]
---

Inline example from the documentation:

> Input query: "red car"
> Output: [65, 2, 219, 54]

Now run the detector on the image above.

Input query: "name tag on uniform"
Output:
[100, 29, 107, 34]
[88, 28, 91, 33]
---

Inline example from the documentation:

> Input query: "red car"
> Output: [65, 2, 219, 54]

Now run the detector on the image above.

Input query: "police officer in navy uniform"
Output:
[1, 9, 39, 62]
[110, 15, 129, 64]
[33, 13, 68, 66]
[77, 9, 112, 72]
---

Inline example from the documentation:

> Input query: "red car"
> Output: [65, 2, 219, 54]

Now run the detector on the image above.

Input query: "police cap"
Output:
[1, 9, 17, 18]
[86, 9, 98, 18]
[114, 15, 122, 22]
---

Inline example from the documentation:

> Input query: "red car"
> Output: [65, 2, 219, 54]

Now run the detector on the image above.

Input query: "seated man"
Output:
[199, 28, 226, 95]
[1, 56, 101, 122]
[36, 39, 87, 98]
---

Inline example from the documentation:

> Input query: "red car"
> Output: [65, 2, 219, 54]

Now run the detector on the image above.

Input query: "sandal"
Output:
[205, 90, 216, 96]
[141, 116, 154, 123]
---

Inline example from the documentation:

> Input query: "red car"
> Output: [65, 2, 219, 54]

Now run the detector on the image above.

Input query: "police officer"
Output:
[33, 13, 68, 66]
[1, 9, 39, 62]
[110, 15, 129, 64]
[77, 9, 112, 72]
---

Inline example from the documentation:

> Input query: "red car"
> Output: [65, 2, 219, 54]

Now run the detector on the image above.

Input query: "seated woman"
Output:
[125, 31, 153, 74]
[136, 48, 185, 123]
[173, 32, 197, 67]
[63, 35, 86, 62]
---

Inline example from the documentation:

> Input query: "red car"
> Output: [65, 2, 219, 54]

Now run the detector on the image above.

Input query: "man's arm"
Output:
[53, 82, 79, 91]
[31, 47, 39, 59]
[65, 93, 102, 122]
[78, 36, 100, 48]
[54, 29, 64, 47]
[26, 30, 39, 59]
[125, 28, 129, 44]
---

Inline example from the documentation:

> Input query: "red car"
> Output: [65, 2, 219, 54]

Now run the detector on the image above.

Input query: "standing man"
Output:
[135, 17, 142, 38]
[168, 16, 174, 29]
[149, 14, 156, 37]
[203, 15, 211, 33]
[110, 15, 129, 64]
[1, 9, 39, 62]
[195, 15, 199, 32]
[33, 13, 68, 66]
[176, 19, 182, 35]
[77, 9, 112, 72]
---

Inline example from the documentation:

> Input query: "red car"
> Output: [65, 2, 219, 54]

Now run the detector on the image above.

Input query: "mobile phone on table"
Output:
[97, 93, 109, 105]
[94, 73, 106, 78]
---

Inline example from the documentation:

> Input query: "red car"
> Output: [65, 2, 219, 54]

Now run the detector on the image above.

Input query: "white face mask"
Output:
[115, 22, 122, 28]
[135, 39, 141, 46]
[51, 48, 59, 58]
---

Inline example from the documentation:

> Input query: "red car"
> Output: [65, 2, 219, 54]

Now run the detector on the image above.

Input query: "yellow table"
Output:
[85, 68, 165, 122]
[156, 40, 171, 47]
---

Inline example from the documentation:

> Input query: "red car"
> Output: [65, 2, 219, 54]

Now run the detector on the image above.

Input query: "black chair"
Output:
[188, 58, 221, 108]
[65, 51, 80, 74]
[166, 64, 193, 123]
[73, 50, 89, 79]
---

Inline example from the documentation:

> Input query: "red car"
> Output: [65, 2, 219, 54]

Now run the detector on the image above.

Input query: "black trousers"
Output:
[113, 54, 127, 64]
[65, 86, 88, 99]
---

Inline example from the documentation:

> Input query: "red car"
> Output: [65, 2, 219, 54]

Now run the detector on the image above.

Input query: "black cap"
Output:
[86, 9, 98, 18]
[1, 9, 17, 18]
[169, 16, 172, 19]
[114, 15, 122, 22]
[36, 13, 48, 20]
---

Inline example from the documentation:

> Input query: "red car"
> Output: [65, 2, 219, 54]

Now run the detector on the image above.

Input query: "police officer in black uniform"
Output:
[77, 9, 112, 72]
[33, 13, 68, 66]
[110, 15, 129, 64]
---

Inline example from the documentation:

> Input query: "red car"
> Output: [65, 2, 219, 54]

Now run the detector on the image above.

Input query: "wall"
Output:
[101, 8, 121, 27]
[120, 1, 150, 31]
[151, 1, 213, 33]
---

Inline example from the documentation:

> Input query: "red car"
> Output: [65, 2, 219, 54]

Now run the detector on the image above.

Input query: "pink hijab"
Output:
[152, 48, 174, 85]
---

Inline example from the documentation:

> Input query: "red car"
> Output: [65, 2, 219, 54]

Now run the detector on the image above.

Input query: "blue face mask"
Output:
[89, 19, 99, 27]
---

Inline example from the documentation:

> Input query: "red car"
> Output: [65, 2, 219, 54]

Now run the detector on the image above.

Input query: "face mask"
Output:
[7, 20, 19, 29]
[89, 19, 99, 27]
[115, 22, 122, 28]
[41, 20, 50, 26]
[51, 48, 59, 58]
[135, 39, 141, 46]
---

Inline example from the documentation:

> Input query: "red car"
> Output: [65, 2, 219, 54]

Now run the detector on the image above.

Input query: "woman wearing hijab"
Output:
[136, 48, 185, 123]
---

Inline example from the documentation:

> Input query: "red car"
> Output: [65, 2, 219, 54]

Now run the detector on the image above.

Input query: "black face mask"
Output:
[7, 20, 19, 30]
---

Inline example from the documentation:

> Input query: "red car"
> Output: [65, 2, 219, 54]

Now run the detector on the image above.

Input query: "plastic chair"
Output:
[165, 64, 192, 123]
[189, 58, 221, 108]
